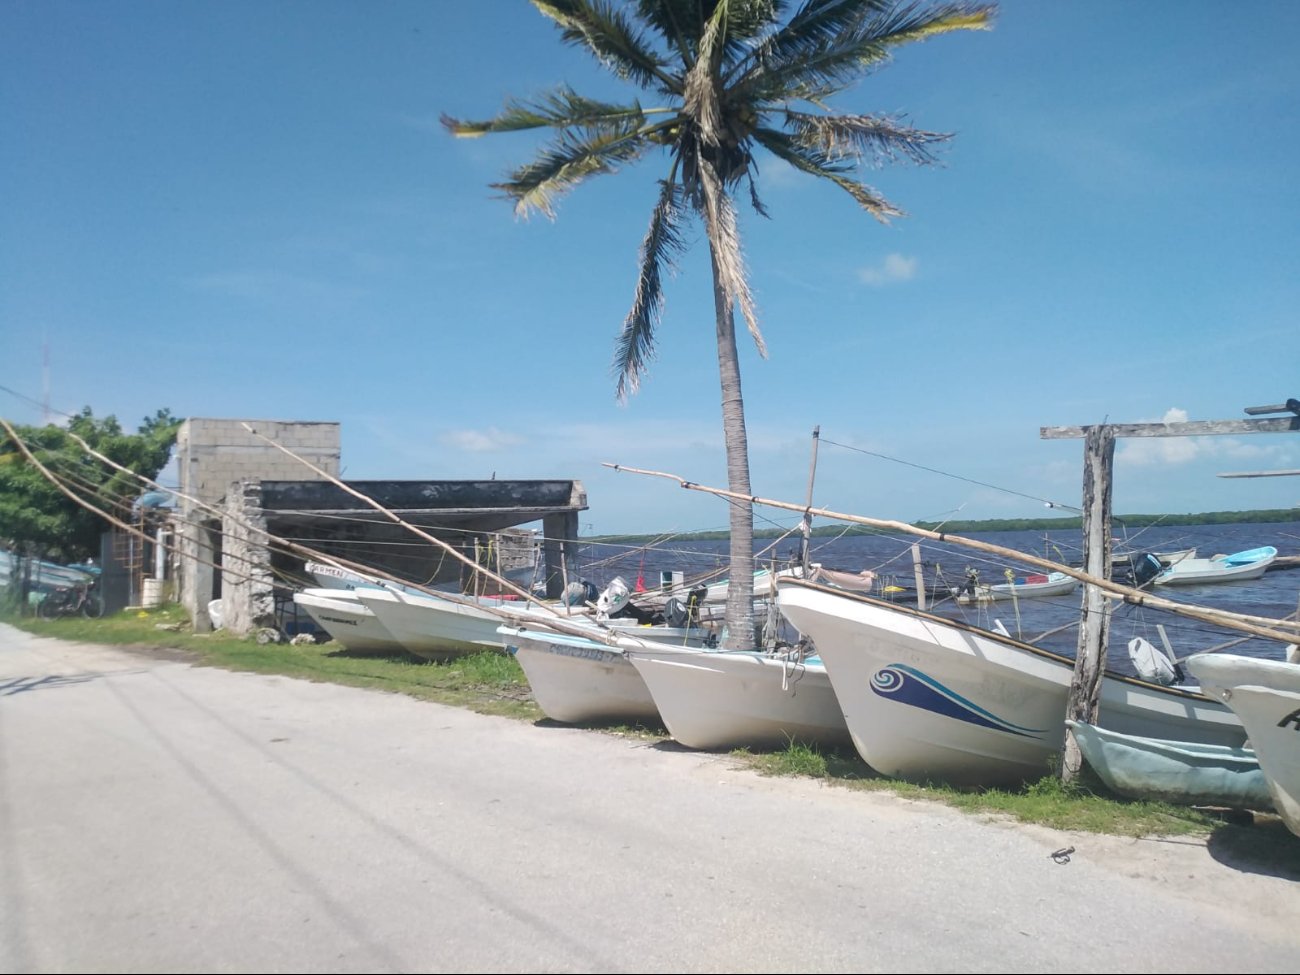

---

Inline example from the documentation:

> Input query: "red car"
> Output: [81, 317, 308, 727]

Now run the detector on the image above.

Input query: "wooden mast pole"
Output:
[798, 426, 820, 578]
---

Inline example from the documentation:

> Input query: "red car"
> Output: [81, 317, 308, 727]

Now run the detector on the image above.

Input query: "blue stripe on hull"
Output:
[870, 664, 1048, 739]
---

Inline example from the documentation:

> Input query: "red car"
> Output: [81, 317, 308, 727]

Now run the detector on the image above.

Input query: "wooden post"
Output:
[911, 543, 927, 611]
[1061, 424, 1114, 783]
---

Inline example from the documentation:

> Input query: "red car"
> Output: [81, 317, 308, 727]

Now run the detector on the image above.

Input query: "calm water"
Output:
[571, 521, 1300, 676]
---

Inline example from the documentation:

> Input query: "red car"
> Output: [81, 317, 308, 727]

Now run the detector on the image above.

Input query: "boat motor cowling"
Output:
[1130, 553, 1164, 588]
[664, 585, 709, 628]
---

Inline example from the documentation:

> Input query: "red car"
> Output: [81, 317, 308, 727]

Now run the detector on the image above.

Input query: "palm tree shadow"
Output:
[1, 673, 101, 696]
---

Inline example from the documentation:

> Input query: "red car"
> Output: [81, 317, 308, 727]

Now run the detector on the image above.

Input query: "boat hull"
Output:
[293, 590, 406, 655]
[355, 589, 520, 660]
[777, 580, 1245, 788]
[502, 626, 661, 725]
[1187, 654, 1300, 837]
[624, 647, 852, 752]
[1066, 719, 1273, 809]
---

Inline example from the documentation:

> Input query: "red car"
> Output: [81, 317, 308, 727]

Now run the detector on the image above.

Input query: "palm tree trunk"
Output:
[708, 245, 756, 650]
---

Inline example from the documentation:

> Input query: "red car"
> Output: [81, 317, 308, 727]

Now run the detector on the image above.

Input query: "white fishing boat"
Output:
[621, 642, 852, 751]
[360, 576, 712, 663]
[1110, 546, 1196, 569]
[354, 586, 580, 661]
[953, 569, 1078, 604]
[1152, 546, 1277, 586]
[291, 588, 407, 655]
[305, 560, 389, 591]
[1185, 652, 1300, 838]
[499, 624, 664, 725]
[775, 578, 1246, 787]
[630, 564, 806, 618]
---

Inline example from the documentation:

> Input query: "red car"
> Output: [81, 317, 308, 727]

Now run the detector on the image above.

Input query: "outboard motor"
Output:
[664, 584, 708, 628]
[596, 576, 631, 618]
[562, 579, 600, 607]
[1130, 552, 1164, 588]
[664, 596, 690, 628]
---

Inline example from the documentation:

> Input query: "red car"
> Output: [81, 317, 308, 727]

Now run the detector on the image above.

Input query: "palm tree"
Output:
[443, 0, 995, 649]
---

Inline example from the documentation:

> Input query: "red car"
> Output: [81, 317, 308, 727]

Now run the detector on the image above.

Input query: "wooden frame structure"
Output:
[1040, 400, 1299, 782]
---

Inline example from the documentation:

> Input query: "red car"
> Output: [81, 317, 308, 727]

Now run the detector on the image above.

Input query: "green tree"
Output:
[0, 408, 180, 563]
[444, 0, 993, 647]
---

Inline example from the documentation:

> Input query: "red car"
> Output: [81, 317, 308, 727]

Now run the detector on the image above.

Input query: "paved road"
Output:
[1, 622, 1296, 974]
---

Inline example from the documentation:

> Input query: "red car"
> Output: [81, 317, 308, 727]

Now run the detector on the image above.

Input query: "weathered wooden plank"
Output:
[1217, 469, 1300, 478]
[1244, 398, 1300, 416]
[1042, 416, 1300, 439]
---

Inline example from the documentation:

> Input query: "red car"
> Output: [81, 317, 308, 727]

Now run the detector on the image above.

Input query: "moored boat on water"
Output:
[953, 569, 1078, 604]
[1152, 546, 1278, 586]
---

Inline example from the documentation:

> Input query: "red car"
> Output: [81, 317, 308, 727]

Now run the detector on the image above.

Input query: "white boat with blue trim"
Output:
[775, 577, 1245, 787]
[1152, 546, 1277, 586]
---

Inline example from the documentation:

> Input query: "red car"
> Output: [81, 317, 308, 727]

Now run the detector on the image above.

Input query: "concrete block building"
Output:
[170, 418, 586, 636]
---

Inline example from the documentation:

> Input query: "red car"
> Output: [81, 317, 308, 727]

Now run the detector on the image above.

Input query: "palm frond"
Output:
[615, 180, 689, 401]
[442, 87, 647, 138]
[495, 124, 654, 219]
[532, 0, 678, 91]
[698, 158, 766, 356]
[742, 2, 995, 104]
[746, 170, 770, 217]
[784, 109, 951, 166]
[683, 2, 728, 148]
[638, 0, 782, 64]
[729, 0, 883, 85]
[753, 127, 902, 221]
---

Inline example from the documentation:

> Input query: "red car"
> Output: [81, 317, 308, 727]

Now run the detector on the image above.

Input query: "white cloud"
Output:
[440, 427, 525, 452]
[858, 253, 917, 287]
[1116, 408, 1200, 467]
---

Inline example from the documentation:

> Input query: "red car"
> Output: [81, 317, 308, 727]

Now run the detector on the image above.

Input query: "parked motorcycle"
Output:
[37, 579, 103, 620]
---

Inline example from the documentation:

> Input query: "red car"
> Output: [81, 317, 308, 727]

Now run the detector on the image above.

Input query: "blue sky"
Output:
[3, 1, 1298, 535]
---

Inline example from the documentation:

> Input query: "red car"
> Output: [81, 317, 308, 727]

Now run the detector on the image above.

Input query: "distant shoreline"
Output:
[589, 507, 1300, 544]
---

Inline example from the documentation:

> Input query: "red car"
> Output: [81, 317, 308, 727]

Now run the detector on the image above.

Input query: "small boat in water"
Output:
[954, 569, 1078, 604]
[1152, 546, 1277, 586]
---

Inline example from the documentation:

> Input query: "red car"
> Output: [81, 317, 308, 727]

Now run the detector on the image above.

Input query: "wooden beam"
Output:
[1217, 469, 1300, 478]
[1244, 398, 1300, 416]
[1042, 416, 1300, 439]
